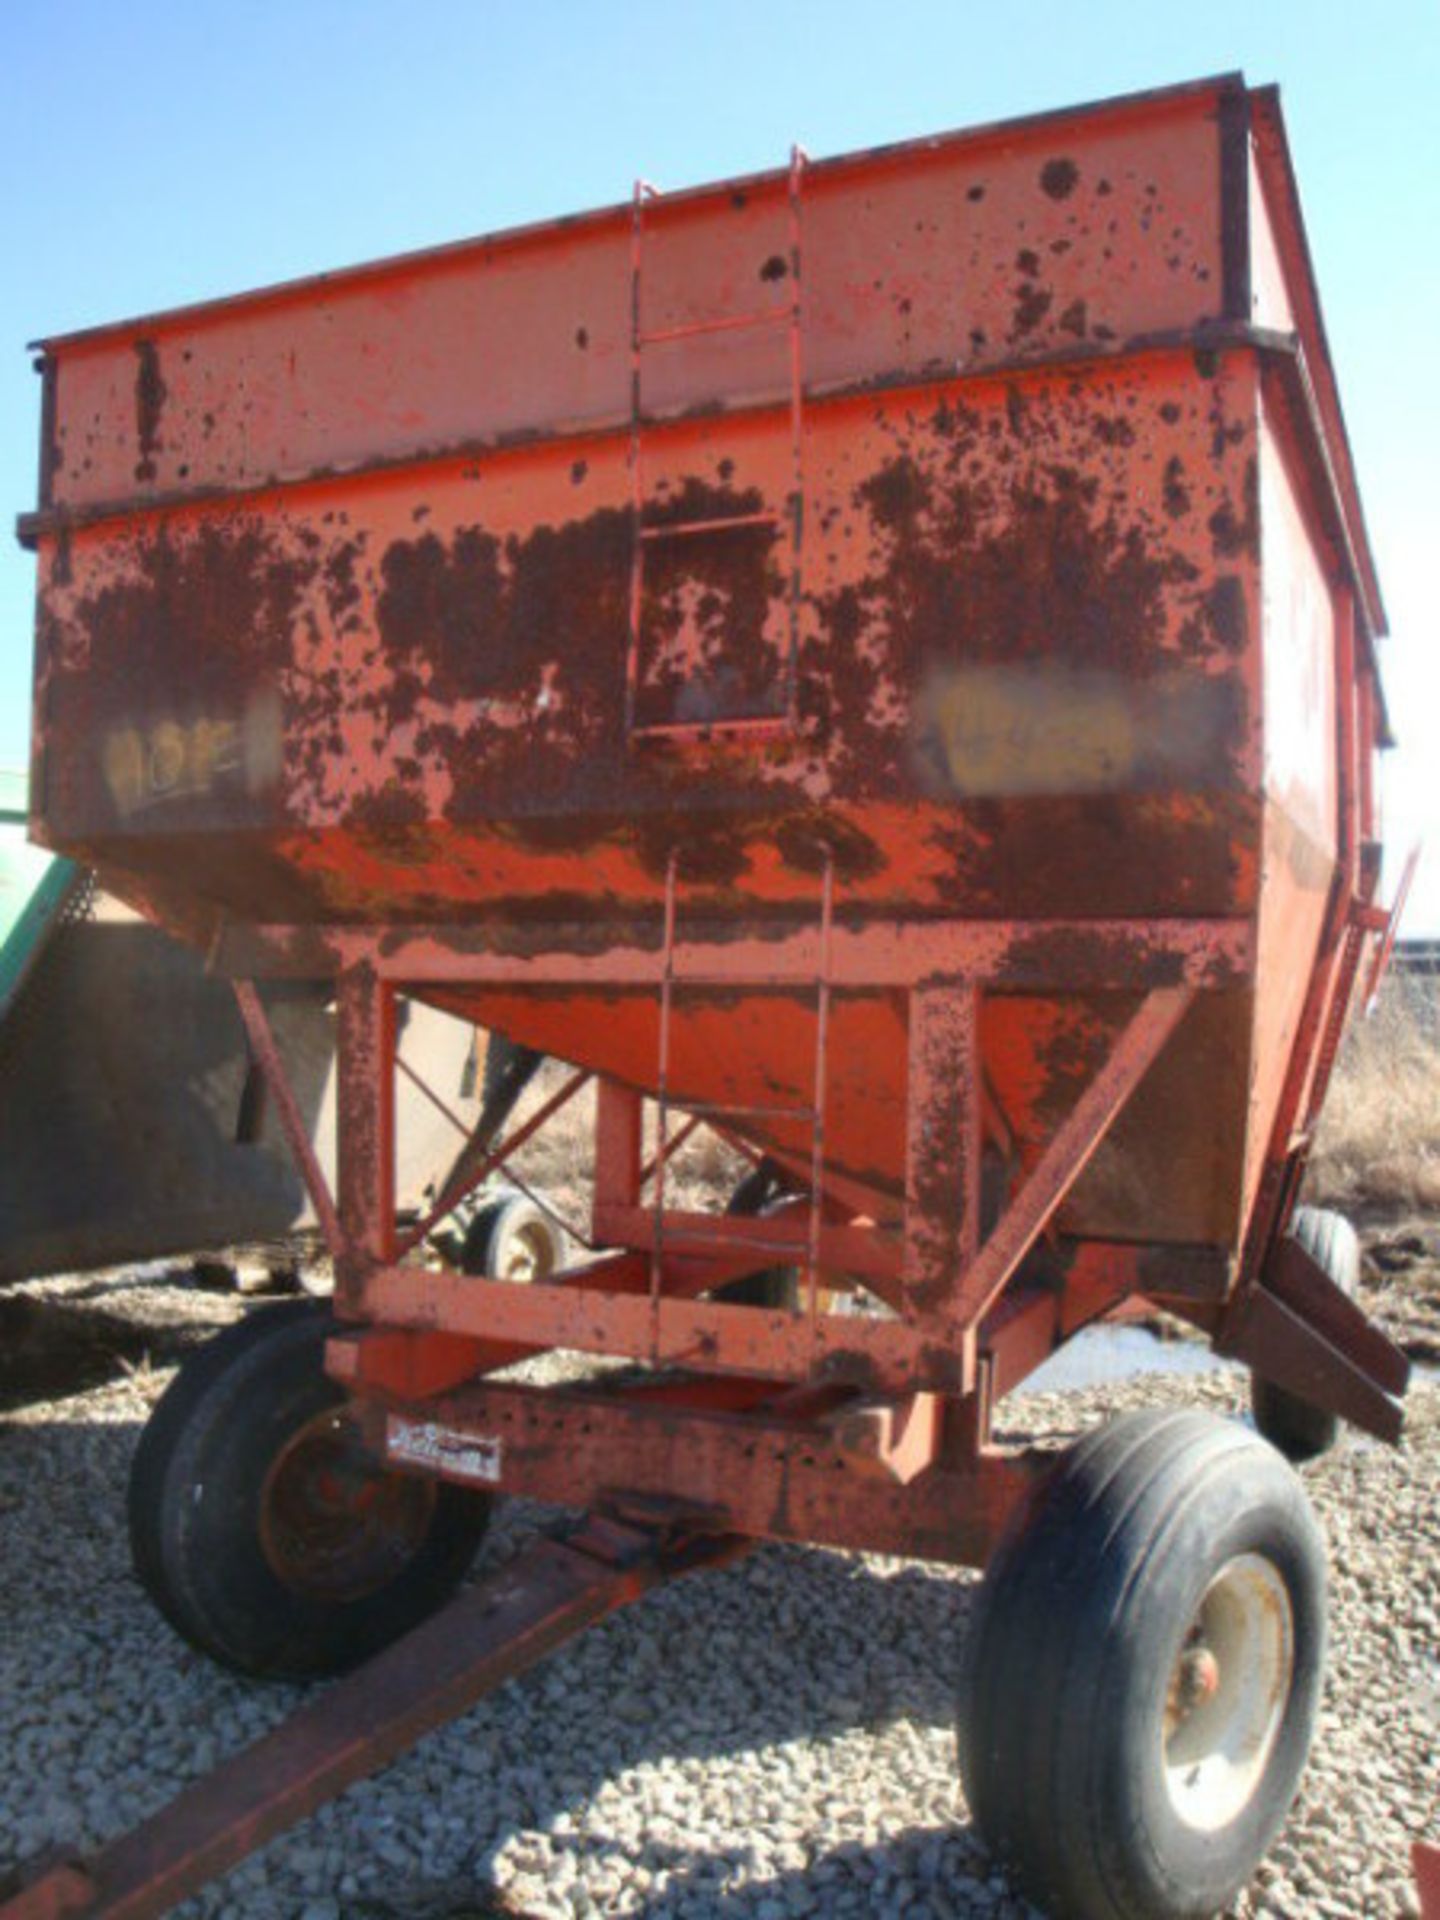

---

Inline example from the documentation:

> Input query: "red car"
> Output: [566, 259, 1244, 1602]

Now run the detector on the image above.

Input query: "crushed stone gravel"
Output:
[0, 1270, 1435, 1919]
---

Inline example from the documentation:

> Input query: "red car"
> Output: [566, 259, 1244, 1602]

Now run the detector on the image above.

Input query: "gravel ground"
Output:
[1357, 1217, 1440, 1365]
[1, 1270, 1436, 1920]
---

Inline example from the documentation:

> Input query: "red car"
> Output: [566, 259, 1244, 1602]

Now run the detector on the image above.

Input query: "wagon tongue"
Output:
[0, 1513, 743, 1920]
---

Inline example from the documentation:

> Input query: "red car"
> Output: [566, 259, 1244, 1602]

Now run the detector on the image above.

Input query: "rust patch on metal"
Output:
[1012, 279, 1053, 340]
[635, 479, 787, 729]
[804, 377, 1252, 830]
[371, 475, 788, 779]
[65, 520, 300, 826]
[1208, 456, 1259, 557]
[373, 505, 630, 806]
[133, 339, 167, 483]
[38, 353, 1262, 928]
[1204, 574, 1249, 654]
[1162, 456, 1191, 519]
[812, 1347, 882, 1390]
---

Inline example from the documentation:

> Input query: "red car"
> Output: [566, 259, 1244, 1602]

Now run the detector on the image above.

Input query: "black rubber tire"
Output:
[713, 1162, 801, 1310]
[127, 1300, 492, 1680]
[959, 1410, 1326, 1920]
[1251, 1207, 1360, 1463]
[462, 1190, 561, 1283]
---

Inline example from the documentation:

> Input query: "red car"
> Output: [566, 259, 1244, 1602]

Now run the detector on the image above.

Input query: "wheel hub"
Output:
[259, 1406, 438, 1603]
[1170, 1643, 1222, 1715]
[499, 1220, 553, 1284]
[1162, 1552, 1295, 1833]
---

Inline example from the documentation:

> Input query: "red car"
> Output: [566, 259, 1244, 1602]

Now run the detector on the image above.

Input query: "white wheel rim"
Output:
[1162, 1552, 1295, 1832]
[497, 1220, 554, 1285]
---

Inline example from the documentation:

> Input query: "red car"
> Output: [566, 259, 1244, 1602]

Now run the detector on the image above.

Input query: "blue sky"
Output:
[3, 0, 1437, 927]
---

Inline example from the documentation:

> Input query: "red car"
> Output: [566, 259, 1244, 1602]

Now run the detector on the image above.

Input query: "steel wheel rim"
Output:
[497, 1218, 554, 1285]
[258, 1405, 437, 1602]
[1162, 1551, 1295, 1832]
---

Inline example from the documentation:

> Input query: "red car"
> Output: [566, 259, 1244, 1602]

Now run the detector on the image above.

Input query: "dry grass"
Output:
[1306, 972, 1440, 1213]
[495, 1063, 746, 1246]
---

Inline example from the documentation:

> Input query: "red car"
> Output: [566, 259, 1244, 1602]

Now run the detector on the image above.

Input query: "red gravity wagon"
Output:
[8, 72, 1412, 1920]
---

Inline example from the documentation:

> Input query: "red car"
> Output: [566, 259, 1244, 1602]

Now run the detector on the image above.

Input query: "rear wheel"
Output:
[127, 1300, 492, 1680]
[462, 1189, 562, 1284]
[1251, 1207, 1359, 1462]
[959, 1410, 1326, 1920]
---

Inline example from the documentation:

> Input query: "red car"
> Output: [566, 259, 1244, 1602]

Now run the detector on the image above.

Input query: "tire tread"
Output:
[127, 1301, 490, 1679]
[960, 1411, 1325, 1920]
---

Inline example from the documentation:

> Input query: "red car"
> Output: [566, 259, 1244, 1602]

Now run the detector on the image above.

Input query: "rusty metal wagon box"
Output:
[7, 74, 1410, 1920]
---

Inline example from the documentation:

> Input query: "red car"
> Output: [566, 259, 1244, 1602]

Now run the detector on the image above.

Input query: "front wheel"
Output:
[127, 1301, 492, 1680]
[959, 1410, 1326, 1920]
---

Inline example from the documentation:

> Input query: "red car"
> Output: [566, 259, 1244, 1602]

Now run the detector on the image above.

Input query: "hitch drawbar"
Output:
[2, 1515, 743, 1920]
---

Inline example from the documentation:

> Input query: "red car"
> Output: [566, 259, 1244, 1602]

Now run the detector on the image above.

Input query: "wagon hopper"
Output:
[9, 74, 1411, 1920]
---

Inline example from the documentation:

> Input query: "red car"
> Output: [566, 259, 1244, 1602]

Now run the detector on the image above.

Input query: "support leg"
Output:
[903, 986, 982, 1370]
[593, 1079, 644, 1231]
[335, 964, 395, 1311]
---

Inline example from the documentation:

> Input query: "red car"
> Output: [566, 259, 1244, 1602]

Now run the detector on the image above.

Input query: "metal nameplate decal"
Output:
[388, 1415, 503, 1486]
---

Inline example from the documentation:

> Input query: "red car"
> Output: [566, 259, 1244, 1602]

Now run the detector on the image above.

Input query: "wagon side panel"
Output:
[1240, 379, 1344, 1236]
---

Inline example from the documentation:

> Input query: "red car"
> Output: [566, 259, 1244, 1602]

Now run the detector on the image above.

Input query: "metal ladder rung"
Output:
[664, 1231, 809, 1260]
[639, 306, 792, 346]
[626, 145, 806, 741]
[630, 713, 789, 742]
[684, 1101, 818, 1123]
[639, 510, 781, 542]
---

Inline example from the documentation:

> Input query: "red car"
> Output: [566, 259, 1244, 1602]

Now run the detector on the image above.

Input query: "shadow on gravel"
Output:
[0, 1289, 233, 1412]
[3, 1415, 993, 1919]
[570, 1831, 988, 1916]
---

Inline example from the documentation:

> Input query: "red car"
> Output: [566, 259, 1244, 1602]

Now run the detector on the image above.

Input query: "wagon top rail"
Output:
[18, 74, 1383, 654]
